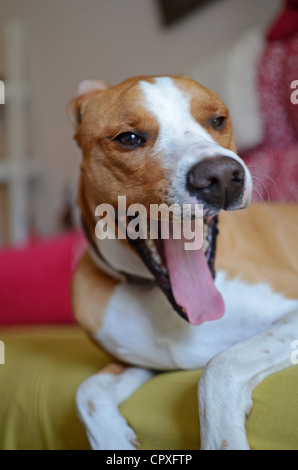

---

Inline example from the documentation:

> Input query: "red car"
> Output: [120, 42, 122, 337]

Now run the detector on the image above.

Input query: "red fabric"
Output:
[267, 0, 298, 41]
[0, 231, 86, 325]
[242, 31, 298, 202]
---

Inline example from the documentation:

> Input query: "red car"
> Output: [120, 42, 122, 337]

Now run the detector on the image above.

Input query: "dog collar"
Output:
[82, 216, 156, 287]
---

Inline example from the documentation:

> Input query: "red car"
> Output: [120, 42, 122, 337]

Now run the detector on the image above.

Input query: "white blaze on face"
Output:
[139, 77, 214, 160]
[139, 77, 252, 209]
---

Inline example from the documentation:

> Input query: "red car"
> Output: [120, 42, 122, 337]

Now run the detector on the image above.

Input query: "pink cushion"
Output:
[0, 231, 86, 325]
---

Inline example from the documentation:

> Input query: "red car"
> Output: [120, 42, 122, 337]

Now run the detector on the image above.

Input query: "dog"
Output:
[68, 75, 298, 450]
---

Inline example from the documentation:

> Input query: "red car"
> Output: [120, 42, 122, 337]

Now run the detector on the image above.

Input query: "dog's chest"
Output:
[92, 272, 298, 371]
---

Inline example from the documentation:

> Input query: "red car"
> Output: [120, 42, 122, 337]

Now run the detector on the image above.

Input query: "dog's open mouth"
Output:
[127, 216, 225, 325]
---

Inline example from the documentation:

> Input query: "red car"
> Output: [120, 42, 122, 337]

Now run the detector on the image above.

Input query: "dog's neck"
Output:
[79, 178, 155, 283]
[89, 234, 154, 283]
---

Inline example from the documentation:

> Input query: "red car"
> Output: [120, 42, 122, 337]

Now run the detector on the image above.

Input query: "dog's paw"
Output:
[77, 395, 139, 450]
[87, 409, 139, 450]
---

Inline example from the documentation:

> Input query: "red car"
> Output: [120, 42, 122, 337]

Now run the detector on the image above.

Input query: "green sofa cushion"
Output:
[0, 325, 297, 450]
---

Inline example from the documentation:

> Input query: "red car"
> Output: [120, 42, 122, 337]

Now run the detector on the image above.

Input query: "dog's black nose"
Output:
[187, 156, 245, 210]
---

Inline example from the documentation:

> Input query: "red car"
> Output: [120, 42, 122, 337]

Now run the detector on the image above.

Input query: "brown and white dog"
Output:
[68, 75, 298, 450]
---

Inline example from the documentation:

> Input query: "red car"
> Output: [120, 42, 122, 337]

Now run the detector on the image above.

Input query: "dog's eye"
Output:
[113, 132, 146, 149]
[211, 116, 226, 130]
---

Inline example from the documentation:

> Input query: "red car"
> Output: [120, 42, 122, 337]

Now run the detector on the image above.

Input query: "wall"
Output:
[0, 0, 282, 234]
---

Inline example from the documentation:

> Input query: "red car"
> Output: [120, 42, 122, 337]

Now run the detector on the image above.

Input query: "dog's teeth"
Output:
[151, 244, 157, 254]
[203, 238, 209, 253]
[144, 239, 167, 269]
[161, 265, 168, 274]
[145, 238, 156, 251]
[203, 222, 209, 254]
[152, 252, 162, 265]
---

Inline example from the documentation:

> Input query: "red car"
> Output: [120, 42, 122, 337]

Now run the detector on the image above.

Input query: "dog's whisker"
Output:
[248, 164, 277, 194]
[251, 186, 266, 204]
[260, 173, 277, 189]
[251, 187, 268, 204]
[246, 162, 259, 169]
[251, 174, 273, 202]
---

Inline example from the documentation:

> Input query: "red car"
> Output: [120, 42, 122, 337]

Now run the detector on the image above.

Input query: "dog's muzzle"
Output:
[186, 156, 245, 211]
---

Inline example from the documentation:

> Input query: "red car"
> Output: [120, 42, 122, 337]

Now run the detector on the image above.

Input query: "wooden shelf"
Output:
[0, 159, 41, 182]
[0, 20, 44, 245]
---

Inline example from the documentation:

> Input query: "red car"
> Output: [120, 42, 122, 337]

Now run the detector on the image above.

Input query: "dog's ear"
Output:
[68, 79, 109, 130]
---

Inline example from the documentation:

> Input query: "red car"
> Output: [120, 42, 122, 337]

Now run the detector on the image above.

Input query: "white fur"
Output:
[76, 368, 153, 450]
[93, 271, 298, 371]
[139, 77, 252, 211]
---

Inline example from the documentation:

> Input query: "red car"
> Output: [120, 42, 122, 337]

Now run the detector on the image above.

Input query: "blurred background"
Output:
[0, 0, 298, 325]
[0, 0, 285, 245]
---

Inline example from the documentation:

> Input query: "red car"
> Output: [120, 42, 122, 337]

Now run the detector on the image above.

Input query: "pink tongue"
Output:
[163, 236, 225, 325]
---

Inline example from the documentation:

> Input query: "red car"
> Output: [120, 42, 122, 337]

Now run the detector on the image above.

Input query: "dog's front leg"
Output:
[198, 309, 298, 450]
[76, 363, 153, 450]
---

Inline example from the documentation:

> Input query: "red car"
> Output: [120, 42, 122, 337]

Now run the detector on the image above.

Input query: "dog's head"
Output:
[69, 75, 252, 325]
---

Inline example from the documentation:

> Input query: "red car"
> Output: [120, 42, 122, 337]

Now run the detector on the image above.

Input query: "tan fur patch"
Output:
[173, 75, 237, 152]
[217, 203, 298, 299]
[71, 251, 118, 333]
[99, 362, 128, 375]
